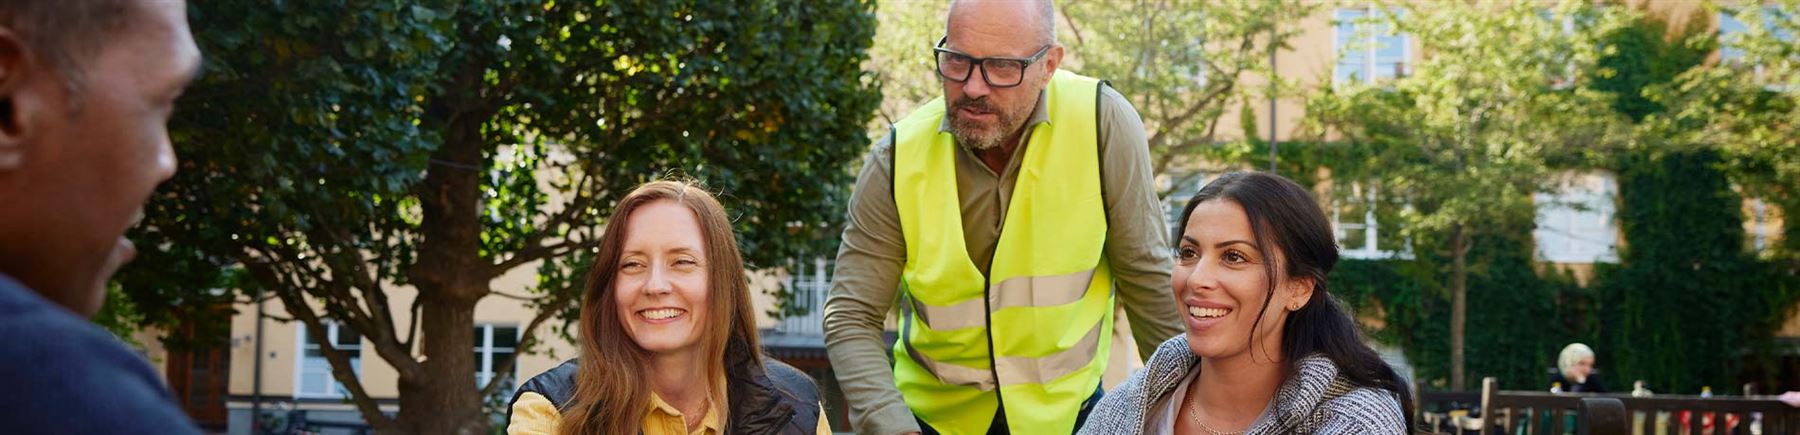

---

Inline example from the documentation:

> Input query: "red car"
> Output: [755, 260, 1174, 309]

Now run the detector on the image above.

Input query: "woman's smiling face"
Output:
[613, 200, 712, 357]
[1173, 199, 1311, 362]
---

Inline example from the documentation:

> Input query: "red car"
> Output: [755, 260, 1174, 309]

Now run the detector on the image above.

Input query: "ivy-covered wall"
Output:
[1216, 6, 1800, 394]
[1331, 231, 1589, 391]
[1324, 9, 1800, 394]
[1312, 147, 1798, 393]
[1582, 9, 1800, 394]
[1592, 149, 1793, 394]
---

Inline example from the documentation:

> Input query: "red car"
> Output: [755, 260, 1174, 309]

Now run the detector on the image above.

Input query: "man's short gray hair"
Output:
[1032, 0, 1056, 45]
[949, 0, 1059, 46]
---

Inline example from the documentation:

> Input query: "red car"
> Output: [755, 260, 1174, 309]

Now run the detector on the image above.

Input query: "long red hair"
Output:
[557, 180, 762, 434]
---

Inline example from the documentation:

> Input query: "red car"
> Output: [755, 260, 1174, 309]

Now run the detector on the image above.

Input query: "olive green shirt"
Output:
[822, 84, 1182, 435]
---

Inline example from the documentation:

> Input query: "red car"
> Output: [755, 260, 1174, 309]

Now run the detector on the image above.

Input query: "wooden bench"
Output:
[1417, 382, 1483, 433]
[1480, 378, 1627, 435]
[1478, 377, 1800, 435]
[1613, 393, 1798, 434]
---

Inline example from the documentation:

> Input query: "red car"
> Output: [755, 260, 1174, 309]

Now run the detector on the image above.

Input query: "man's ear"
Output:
[1286, 275, 1317, 312]
[1041, 44, 1064, 79]
[0, 27, 38, 171]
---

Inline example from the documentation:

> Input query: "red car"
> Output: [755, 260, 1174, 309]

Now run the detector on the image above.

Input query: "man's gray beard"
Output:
[949, 111, 1020, 151]
[951, 126, 1003, 151]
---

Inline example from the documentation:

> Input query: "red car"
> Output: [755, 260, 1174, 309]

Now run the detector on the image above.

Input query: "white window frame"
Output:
[294, 322, 362, 399]
[1331, 183, 1410, 260]
[1538, 7, 1581, 88]
[1749, 198, 1776, 254]
[774, 257, 833, 336]
[1163, 171, 1214, 233]
[474, 324, 520, 389]
[1334, 6, 1410, 85]
[1533, 172, 1620, 264]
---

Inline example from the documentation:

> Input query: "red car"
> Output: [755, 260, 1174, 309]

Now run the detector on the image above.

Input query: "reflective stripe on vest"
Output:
[890, 70, 1114, 435]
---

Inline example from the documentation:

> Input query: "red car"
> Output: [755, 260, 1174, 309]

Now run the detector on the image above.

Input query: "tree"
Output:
[1598, 149, 1769, 393]
[1310, 1, 1630, 390]
[866, 0, 1316, 198]
[1620, 0, 1800, 390]
[123, 1, 879, 433]
[1062, 0, 1315, 196]
[1649, 0, 1799, 255]
[864, 0, 948, 130]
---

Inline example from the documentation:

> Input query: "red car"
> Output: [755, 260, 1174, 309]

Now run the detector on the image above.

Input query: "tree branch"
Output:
[245, 262, 402, 433]
[488, 172, 600, 278]
[1058, 0, 1087, 45]
[401, 296, 423, 351]
[242, 243, 425, 383]
[490, 237, 597, 278]
[1145, 51, 1248, 151]
[488, 290, 548, 302]
[480, 294, 574, 399]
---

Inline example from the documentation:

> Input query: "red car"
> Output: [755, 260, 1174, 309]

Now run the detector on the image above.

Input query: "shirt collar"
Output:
[648, 392, 722, 434]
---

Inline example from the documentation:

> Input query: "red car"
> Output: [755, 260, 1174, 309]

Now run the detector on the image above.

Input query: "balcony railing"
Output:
[774, 257, 832, 337]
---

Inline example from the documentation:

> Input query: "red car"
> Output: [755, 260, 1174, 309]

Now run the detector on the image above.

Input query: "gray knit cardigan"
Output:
[1078, 335, 1408, 434]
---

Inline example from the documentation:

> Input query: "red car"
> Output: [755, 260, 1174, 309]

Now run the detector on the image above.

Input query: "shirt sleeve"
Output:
[1317, 389, 1409, 435]
[1096, 84, 1184, 361]
[506, 392, 562, 435]
[821, 135, 921, 435]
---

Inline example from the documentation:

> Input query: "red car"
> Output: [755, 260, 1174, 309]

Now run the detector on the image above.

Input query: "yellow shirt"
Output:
[642, 393, 722, 435]
[507, 391, 832, 435]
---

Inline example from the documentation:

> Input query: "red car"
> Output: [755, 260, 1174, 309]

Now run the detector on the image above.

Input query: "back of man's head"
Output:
[0, 0, 198, 316]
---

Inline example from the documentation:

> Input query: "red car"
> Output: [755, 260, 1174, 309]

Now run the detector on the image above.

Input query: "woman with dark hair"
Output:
[1080, 172, 1413, 434]
[505, 180, 829, 434]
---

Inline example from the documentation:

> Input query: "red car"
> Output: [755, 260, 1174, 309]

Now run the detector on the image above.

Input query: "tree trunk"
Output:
[395, 292, 485, 435]
[397, 82, 496, 433]
[1450, 225, 1470, 391]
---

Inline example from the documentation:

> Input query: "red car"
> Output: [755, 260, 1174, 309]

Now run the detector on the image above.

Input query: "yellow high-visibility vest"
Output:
[890, 70, 1115, 435]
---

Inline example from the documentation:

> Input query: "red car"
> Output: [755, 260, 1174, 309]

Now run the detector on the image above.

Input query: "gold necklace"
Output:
[1186, 393, 1247, 435]
[682, 397, 712, 432]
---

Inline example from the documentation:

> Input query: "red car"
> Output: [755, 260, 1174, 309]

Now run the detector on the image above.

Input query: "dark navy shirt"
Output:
[0, 274, 201, 434]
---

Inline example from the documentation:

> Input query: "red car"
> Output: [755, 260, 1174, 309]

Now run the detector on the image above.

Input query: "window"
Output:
[1163, 171, 1212, 235]
[774, 257, 833, 336]
[1335, 7, 1409, 85]
[1331, 183, 1409, 260]
[1747, 199, 1783, 255]
[474, 324, 519, 389]
[1181, 35, 1209, 89]
[1534, 172, 1619, 263]
[1720, 11, 1752, 64]
[1537, 7, 1585, 87]
[296, 322, 361, 398]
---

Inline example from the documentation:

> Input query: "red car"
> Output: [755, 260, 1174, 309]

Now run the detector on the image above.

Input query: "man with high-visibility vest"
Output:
[822, 1, 1182, 433]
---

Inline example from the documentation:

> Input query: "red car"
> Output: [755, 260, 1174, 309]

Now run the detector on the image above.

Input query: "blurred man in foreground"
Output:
[0, 1, 202, 432]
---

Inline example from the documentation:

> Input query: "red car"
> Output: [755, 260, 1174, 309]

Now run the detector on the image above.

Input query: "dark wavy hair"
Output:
[1178, 171, 1416, 430]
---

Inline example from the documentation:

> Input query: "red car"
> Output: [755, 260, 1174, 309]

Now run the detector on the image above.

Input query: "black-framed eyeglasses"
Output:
[933, 36, 1051, 88]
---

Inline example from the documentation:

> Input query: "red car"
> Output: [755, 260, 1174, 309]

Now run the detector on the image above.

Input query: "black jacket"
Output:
[509, 337, 822, 434]
[1547, 372, 1608, 393]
